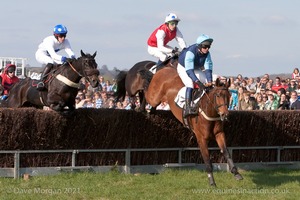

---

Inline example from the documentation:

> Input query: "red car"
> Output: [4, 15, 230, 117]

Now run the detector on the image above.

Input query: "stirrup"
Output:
[36, 82, 45, 91]
[183, 107, 198, 118]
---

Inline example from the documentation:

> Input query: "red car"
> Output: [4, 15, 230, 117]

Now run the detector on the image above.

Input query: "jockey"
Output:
[0, 64, 20, 100]
[147, 13, 187, 71]
[35, 24, 76, 90]
[177, 34, 214, 117]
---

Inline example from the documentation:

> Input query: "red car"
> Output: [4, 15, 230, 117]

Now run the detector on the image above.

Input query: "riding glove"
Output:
[61, 56, 67, 62]
[195, 80, 205, 90]
[172, 48, 180, 56]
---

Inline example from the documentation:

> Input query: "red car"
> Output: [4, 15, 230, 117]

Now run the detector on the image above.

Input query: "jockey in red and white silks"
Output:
[147, 13, 186, 65]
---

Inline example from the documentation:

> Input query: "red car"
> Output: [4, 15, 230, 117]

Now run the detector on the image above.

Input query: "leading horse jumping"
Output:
[143, 66, 243, 186]
[3, 50, 99, 114]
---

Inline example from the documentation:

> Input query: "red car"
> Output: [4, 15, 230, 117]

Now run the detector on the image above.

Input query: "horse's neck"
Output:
[199, 92, 219, 117]
[60, 63, 82, 83]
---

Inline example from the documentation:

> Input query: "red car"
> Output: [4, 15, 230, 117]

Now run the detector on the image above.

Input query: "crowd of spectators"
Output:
[75, 75, 138, 110]
[56, 67, 300, 111]
[228, 68, 300, 110]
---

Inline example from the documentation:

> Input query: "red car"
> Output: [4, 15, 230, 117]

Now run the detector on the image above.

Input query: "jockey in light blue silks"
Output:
[177, 34, 213, 117]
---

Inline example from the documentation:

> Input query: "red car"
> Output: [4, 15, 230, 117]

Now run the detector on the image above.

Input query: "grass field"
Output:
[0, 169, 299, 200]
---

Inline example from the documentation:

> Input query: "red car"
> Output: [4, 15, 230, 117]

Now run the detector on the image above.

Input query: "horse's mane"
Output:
[138, 69, 153, 89]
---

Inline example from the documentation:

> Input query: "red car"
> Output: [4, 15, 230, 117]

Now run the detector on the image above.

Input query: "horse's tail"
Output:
[114, 70, 128, 102]
[138, 69, 153, 90]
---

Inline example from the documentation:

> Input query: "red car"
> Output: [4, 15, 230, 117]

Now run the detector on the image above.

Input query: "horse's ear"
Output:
[92, 51, 97, 58]
[80, 50, 86, 57]
[226, 78, 231, 88]
[215, 78, 220, 87]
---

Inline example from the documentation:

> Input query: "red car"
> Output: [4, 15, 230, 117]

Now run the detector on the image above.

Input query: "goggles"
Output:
[168, 21, 178, 26]
[56, 34, 67, 38]
[199, 44, 211, 49]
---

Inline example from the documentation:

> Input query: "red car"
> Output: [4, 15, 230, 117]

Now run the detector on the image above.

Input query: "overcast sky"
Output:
[1, 0, 300, 77]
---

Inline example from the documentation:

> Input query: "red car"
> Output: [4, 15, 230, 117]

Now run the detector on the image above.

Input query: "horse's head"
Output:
[76, 50, 100, 87]
[208, 78, 231, 121]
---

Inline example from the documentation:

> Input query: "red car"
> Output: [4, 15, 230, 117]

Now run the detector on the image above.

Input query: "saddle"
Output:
[31, 65, 59, 89]
[174, 87, 204, 109]
[174, 87, 207, 130]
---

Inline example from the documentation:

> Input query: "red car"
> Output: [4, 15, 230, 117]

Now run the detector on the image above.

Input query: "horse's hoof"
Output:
[210, 182, 217, 187]
[234, 173, 243, 180]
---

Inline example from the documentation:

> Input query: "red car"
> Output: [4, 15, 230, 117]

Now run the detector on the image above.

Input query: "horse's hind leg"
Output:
[198, 138, 216, 186]
[215, 132, 243, 181]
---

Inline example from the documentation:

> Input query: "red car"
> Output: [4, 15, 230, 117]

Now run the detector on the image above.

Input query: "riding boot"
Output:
[183, 87, 198, 118]
[37, 63, 53, 91]
[149, 64, 157, 74]
[156, 60, 163, 71]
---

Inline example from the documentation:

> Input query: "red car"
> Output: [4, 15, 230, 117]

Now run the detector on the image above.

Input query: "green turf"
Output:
[0, 169, 299, 200]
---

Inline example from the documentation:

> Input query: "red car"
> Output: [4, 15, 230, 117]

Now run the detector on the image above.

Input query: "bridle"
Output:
[200, 86, 229, 120]
[211, 87, 229, 112]
[66, 57, 97, 84]
[67, 60, 83, 77]
[52, 57, 97, 89]
[67, 57, 96, 80]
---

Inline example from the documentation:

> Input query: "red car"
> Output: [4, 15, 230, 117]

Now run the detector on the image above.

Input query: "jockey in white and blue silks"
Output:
[35, 24, 76, 91]
[177, 34, 213, 117]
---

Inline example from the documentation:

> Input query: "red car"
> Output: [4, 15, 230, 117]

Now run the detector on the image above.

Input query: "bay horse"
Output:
[115, 57, 178, 112]
[3, 50, 99, 114]
[143, 67, 243, 186]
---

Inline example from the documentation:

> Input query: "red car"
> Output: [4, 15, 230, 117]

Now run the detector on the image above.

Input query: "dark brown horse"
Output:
[114, 60, 156, 112]
[144, 67, 243, 186]
[3, 50, 99, 114]
[115, 57, 178, 112]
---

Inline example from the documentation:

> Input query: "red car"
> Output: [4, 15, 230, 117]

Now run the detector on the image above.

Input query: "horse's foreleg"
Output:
[198, 138, 216, 186]
[138, 91, 146, 112]
[215, 132, 243, 181]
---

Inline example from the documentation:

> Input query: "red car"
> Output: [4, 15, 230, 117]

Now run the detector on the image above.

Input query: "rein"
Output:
[199, 87, 229, 120]
[53, 59, 92, 88]
[51, 61, 82, 88]
[67, 60, 83, 77]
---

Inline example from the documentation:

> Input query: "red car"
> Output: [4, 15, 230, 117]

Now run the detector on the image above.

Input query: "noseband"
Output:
[212, 88, 229, 112]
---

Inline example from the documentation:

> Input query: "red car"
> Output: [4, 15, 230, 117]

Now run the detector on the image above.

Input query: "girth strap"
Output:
[55, 74, 79, 88]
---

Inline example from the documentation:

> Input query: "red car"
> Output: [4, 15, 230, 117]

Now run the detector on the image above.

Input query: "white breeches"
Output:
[147, 45, 173, 61]
[177, 63, 207, 88]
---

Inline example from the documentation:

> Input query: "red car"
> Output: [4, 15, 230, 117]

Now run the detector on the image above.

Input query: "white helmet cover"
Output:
[165, 13, 181, 23]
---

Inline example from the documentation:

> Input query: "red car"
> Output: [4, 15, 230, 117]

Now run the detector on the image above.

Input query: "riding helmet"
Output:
[165, 13, 181, 23]
[53, 24, 68, 35]
[196, 34, 213, 46]
[6, 64, 16, 73]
